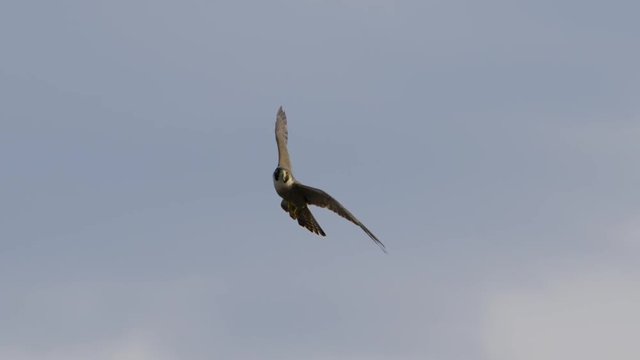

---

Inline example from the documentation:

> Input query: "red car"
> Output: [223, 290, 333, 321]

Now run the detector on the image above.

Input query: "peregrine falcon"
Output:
[272, 106, 386, 252]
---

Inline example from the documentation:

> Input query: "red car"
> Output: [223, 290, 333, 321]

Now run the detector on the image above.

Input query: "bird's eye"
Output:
[273, 169, 279, 181]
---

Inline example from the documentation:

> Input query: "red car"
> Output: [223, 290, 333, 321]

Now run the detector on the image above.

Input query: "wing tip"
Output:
[365, 230, 387, 254]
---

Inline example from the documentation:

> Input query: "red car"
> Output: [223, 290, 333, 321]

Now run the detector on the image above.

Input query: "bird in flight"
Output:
[272, 106, 386, 252]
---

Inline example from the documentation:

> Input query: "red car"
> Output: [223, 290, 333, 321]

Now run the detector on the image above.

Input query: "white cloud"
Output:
[0, 331, 160, 360]
[483, 271, 640, 360]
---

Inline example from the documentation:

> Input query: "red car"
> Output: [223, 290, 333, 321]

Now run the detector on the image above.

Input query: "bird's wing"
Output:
[281, 199, 325, 236]
[296, 205, 326, 236]
[295, 183, 386, 252]
[275, 106, 292, 170]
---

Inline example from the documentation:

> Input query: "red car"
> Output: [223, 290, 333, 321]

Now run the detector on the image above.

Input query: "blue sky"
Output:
[1, 1, 639, 359]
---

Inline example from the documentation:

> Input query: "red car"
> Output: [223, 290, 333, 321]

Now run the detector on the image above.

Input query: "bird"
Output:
[272, 106, 386, 252]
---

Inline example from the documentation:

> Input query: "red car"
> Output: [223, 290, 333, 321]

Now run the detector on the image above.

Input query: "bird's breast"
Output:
[274, 178, 294, 197]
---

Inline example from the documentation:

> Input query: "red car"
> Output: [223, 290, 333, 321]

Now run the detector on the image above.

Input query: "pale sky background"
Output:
[1, 1, 639, 359]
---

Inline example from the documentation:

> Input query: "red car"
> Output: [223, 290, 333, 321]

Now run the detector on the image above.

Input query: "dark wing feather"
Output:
[281, 200, 325, 236]
[295, 183, 386, 252]
[275, 106, 292, 170]
[295, 205, 326, 236]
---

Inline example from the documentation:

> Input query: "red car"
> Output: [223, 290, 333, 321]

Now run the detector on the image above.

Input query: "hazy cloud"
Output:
[483, 269, 640, 360]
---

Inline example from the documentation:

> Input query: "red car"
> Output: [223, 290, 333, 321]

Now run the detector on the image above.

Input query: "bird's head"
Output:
[273, 167, 294, 186]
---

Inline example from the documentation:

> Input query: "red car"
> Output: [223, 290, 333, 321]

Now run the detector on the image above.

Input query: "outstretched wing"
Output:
[295, 183, 386, 252]
[275, 106, 292, 170]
